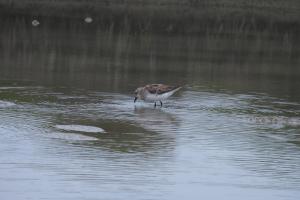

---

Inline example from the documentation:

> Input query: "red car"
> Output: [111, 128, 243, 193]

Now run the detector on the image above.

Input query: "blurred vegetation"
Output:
[0, 0, 299, 35]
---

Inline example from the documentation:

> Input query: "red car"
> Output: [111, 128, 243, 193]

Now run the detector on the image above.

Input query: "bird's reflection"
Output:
[133, 106, 180, 128]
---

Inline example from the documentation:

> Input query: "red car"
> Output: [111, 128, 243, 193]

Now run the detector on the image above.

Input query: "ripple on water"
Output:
[55, 125, 105, 133]
[0, 100, 16, 108]
[0, 86, 28, 90]
[48, 132, 99, 141]
[249, 116, 300, 129]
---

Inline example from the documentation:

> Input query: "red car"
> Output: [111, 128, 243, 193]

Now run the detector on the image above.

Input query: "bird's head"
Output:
[134, 87, 143, 102]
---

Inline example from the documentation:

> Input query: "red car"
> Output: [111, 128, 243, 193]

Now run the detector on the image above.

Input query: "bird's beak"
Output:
[134, 97, 137, 103]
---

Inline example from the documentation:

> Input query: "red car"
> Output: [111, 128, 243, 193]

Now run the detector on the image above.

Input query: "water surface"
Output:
[0, 16, 300, 200]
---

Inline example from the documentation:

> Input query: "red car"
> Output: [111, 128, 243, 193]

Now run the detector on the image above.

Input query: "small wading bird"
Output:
[134, 84, 182, 107]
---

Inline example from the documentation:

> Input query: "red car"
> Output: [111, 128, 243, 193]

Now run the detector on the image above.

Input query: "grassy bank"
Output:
[0, 0, 299, 35]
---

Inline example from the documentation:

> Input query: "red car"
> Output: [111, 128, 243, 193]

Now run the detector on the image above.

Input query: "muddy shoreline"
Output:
[1, 0, 299, 35]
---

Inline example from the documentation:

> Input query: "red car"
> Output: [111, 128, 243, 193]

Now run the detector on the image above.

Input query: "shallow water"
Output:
[0, 16, 300, 200]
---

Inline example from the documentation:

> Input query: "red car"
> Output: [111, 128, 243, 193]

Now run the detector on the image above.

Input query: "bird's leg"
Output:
[154, 101, 157, 108]
[160, 101, 163, 107]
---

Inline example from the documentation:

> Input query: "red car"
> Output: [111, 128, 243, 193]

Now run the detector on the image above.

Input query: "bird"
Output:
[134, 84, 182, 107]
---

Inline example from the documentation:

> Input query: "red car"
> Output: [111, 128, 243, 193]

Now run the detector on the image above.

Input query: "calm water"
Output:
[0, 16, 300, 200]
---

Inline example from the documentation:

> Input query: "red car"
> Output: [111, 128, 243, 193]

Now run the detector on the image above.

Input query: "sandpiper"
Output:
[134, 84, 182, 107]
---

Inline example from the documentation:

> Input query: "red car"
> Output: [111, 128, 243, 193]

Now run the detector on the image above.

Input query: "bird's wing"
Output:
[145, 84, 160, 94]
[145, 84, 178, 94]
[157, 85, 178, 94]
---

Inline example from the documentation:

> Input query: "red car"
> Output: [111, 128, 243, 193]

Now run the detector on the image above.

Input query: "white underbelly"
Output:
[144, 92, 172, 102]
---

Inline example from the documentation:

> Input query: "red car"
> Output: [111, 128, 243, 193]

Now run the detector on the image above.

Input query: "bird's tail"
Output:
[171, 86, 182, 94]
